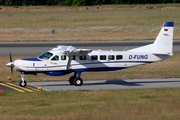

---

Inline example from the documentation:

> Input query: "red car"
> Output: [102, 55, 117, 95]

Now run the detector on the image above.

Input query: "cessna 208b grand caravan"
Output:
[6, 21, 174, 87]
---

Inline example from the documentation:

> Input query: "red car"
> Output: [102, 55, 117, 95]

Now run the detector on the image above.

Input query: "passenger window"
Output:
[51, 55, 59, 61]
[116, 55, 123, 60]
[100, 55, 106, 60]
[108, 55, 115, 60]
[72, 55, 76, 60]
[79, 56, 86, 60]
[61, 55, 66, 60]
[91, 55, 98, 60]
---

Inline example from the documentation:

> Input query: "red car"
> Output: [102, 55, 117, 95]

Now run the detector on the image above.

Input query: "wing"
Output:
[63, 49, 92, 55]
[63, 49, 93, 69]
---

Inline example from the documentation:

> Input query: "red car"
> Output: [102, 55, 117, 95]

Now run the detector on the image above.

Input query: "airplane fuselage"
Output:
[13, 49, 171, 76]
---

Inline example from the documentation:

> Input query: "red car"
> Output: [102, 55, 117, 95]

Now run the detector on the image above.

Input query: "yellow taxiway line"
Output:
[0, 82, 48, 92]
[7, 83, 34, 92]
[26, 85, 39, 92]
[0, 83, 25, 92]
[28, 83, 50, 92]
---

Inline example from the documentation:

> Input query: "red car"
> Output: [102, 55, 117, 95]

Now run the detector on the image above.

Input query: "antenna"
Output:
[123, 46, 127, 51]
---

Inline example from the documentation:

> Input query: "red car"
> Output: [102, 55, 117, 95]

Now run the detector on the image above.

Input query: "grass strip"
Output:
[0, 88, 180, 120]
[0, 4, 180, 42]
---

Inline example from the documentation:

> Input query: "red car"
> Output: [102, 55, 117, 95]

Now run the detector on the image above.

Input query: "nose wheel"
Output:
[19, 80, 27, 87]
[19, 73, 27, 87]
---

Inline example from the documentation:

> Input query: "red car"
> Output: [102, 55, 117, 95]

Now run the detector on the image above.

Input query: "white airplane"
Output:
[6, 21, 174, 87]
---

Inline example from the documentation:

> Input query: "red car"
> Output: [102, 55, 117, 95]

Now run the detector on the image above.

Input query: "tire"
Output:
[19, 80, 27, 87]
[69, 76, 75, 85]
[74, 78, 83, 86]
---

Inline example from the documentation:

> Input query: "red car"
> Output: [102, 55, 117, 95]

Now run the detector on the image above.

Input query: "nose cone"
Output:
[6, 62, 14, 67]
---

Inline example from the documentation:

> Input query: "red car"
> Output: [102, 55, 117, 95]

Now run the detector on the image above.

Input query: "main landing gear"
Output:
[19, 73, 27, 87]
[69, 72, 83, 86]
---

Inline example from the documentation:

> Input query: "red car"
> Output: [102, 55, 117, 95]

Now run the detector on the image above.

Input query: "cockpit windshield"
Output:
[38, 52, 53, 60]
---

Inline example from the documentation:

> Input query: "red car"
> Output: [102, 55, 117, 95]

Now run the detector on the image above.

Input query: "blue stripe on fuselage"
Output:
[43, 70, 72, 76]
[21, 58, 41, 61]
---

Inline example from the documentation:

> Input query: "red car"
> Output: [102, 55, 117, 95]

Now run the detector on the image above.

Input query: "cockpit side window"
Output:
[61, 55, 66, 60]
[38, 52, 53, 60]
[51, 55, 59, 61]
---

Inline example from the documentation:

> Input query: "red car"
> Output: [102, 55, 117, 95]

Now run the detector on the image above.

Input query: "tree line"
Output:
[0, 0, 180, 6]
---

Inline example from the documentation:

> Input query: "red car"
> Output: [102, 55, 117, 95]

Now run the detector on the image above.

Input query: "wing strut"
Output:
[63, 49, 92, 70]
[66, 55, 73, 69]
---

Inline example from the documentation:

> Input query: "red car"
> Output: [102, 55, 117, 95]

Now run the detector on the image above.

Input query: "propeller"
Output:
[6, 52, 14, 75]
[10, 52, 13, 74]
[10, 51, 12, 62]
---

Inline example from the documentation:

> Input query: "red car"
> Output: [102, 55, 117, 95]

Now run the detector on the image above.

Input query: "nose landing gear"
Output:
[19, 73, 27, 87]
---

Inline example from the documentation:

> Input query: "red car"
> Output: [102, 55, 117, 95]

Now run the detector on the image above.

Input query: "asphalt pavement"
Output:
[29, 78, 180, 91]
[0, 41, 180, 56]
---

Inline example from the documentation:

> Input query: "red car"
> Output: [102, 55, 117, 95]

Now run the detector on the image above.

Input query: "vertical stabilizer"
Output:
[153, 22, 174, 54]
[128, 22, 174, 54]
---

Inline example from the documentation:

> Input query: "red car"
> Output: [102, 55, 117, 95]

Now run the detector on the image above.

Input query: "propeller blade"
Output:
[9, 51, 13, 75]
[10, 51, 12, 62]
[11, 67, 13, 75]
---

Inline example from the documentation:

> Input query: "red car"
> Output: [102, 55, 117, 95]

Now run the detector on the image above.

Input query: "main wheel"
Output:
[74, 78, 83, 86]
[69, 76, 75, 85]
[19, 80, 27, 87]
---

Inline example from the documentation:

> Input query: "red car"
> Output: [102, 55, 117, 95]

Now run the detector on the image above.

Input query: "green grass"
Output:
[0, 4, 180, 41]
[1, 88, 180, 120]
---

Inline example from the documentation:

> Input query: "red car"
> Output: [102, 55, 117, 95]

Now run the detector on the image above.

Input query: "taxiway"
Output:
[29, 78, 180, 91]
[0, 41, 180, 56]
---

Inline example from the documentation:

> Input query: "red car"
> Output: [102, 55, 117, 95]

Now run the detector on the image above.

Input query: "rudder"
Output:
[153, 21, 174, 54]
[128, 21, 174, 55]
